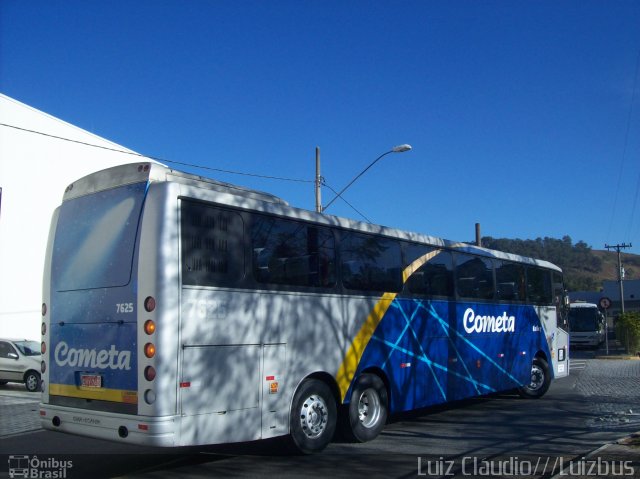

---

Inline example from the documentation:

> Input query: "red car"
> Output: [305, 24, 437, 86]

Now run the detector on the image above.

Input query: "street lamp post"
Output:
[317, 144, 412, 213]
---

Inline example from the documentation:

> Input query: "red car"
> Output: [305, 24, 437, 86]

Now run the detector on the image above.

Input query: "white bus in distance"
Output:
[568, 302, 606, 349]
[40, 162, 569, 453]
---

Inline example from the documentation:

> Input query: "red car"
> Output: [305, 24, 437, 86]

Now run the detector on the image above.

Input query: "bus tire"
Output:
[344, 373, 388, 443]
[289, 378, 336, 454]
[518, 357, 551, 399]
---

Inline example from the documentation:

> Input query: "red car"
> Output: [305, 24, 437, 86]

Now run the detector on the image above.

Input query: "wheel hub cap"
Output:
[299, 394, 328, 438]
[357, 387, 381, 429]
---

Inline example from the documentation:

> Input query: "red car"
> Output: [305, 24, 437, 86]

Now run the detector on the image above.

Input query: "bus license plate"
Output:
[80, 375, 102, 388]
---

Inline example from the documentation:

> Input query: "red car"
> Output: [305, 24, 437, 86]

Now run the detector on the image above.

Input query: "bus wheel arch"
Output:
[343, 370, 389, 443]
[517, 355, 551, 399]
[288, 374, 338, 454]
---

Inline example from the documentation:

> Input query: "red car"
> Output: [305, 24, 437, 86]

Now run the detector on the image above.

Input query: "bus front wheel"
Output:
[289, 378, 337, 454]
[344, 373, 388, 442]
[518, 357, 551, 399]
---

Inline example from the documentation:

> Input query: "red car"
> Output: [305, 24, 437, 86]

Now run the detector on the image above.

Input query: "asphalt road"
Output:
[1, 351, 639, 478]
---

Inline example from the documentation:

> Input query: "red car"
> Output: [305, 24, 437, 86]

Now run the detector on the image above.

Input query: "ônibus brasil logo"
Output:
[463, 308, 515, 334]
[8, 455, 72, 478]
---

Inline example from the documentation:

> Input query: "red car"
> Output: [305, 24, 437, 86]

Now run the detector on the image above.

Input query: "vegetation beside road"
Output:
[481, 235, 640, 292]
[616, 312, 640, 355]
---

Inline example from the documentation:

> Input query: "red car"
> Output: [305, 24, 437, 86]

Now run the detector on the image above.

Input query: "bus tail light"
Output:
[144, 296, 156, 313]
[144, 366, 156, 381]
[41, 342, 46, 354]
[144, 320, 156, 335]
[144, 343, 156, 358]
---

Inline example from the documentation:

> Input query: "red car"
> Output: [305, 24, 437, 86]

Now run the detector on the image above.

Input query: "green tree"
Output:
[616, 312, 640, 355]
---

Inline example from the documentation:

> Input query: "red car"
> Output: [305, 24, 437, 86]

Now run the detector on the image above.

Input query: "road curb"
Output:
[594, 355, 640, 360]
[550, 431, 640, 479]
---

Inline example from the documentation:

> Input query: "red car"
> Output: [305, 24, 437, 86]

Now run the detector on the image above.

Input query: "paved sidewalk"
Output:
[577, 358, 640, 429]
[559, 355, 640, 478]
[551, 433, 640, 479]
[0, 393, 41, 437]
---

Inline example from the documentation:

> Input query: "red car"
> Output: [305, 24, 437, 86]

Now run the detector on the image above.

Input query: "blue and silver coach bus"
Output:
[40, 162, 569, 453]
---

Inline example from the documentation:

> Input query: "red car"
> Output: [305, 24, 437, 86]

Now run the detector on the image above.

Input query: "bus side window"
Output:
[251, 215, 336, 288]
[526, 268, 552, 304]
[181, 201, 245, 287]
[340, 233, 402, 293]
[495, 261, 525, 301]
[454, 254, 494, 300]
[411, 253, 454, 297]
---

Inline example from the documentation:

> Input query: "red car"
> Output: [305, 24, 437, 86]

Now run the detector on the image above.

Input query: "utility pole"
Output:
[605, 243, 632, 314]
[315, 147, 322, 213]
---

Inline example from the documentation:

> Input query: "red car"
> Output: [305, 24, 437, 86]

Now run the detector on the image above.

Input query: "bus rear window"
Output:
[52, 182, 147, 291]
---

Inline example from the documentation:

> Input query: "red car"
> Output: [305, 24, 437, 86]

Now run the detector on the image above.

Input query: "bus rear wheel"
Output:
[289, 378, 337, 454]
[344, 373, 388, 442]
[518, 357, 551, 399]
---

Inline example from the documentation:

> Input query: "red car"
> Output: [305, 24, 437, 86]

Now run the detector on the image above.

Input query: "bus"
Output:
[40, 162, 569, 453]
[568, 302, 606, 349]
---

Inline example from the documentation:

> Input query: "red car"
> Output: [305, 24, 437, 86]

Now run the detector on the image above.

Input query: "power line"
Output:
[2, 122, 381, 222]
[607, 48, 640, 243]
[322, 182, 372, 223]
[628, 171, 640, 241]
[0, 122, 314, 184]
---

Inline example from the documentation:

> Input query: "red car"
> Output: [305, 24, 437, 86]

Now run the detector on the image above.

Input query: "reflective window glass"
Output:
[340, 233, 402, 292]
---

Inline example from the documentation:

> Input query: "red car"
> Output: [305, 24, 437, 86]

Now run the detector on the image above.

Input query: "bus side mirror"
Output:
[7, 352, 18, 360]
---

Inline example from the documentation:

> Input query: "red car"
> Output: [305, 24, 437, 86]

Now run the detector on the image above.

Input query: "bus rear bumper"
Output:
[40, 404, 178, 447]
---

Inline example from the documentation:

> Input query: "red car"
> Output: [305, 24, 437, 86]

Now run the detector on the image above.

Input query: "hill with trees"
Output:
[480, 236, 640, 292]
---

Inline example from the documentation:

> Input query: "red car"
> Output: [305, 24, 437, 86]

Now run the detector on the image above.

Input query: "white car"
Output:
[0, 339, 41, 392]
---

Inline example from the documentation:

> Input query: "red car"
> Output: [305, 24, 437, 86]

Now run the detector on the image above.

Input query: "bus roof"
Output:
[62, 162, 562, 273]
[62, 161, 289, 206]
[569, 302, 599, 308]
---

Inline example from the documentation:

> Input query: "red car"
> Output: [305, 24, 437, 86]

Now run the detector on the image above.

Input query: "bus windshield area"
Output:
[52, 182, 147, 291]
[568, 309, 601, 332]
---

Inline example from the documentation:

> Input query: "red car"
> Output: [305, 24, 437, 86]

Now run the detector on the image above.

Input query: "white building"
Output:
[0, 94, 137, 339]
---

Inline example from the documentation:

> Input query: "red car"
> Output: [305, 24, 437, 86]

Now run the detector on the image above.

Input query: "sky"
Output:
[1, 0, 640, 254]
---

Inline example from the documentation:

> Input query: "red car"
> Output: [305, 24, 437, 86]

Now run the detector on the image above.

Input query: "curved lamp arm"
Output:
[322, 144, 412, 212]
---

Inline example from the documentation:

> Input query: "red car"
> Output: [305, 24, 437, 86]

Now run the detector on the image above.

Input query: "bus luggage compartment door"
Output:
[179, 344, 261, 443]
[180, 344, 260, 414]
[261, 344, 286, 438]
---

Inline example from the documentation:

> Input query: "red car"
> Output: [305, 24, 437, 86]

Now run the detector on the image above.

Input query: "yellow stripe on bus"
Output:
[336, 249, 443, 401]
[402, 249, 441, 283]
[49, 383, 138, 404]
[336, 292, 397, 401]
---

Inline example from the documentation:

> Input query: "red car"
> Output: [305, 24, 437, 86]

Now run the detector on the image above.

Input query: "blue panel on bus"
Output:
[48, 287, 139, 402]
[48, 320, 138, 402]
[352, 299, 551, 413]
[47, 182, 145, 404]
